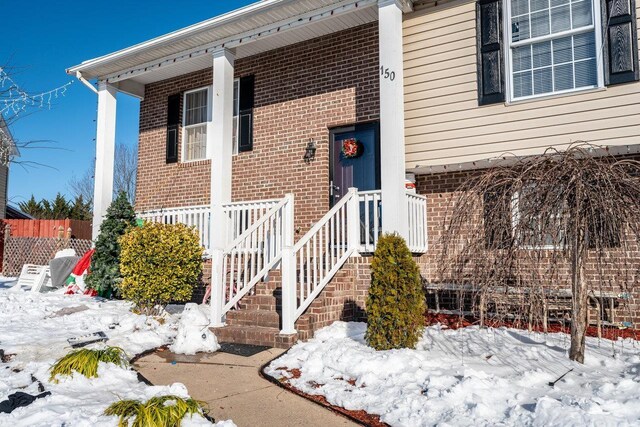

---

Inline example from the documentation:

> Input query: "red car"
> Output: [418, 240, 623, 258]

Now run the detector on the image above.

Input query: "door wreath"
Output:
[341, 138, 363, 159]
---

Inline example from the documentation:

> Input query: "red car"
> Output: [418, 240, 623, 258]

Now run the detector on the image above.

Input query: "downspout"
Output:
[74, 71, 98, 94]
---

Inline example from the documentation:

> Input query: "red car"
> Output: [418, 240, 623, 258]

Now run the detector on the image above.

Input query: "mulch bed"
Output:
[268, 368, 388, 427]
[425, 312, 640, 340]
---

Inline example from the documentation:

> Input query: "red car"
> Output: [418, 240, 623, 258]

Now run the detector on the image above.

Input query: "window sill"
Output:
[178, 159, 211, 168]
[504, 85, 606, 107]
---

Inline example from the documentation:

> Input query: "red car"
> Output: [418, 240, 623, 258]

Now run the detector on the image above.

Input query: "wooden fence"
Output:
[0, 219, 92, 276]
[3, 219, 92, 240]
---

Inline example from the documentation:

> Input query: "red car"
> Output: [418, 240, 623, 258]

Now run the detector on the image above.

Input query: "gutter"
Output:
[74, 72, 98, 95]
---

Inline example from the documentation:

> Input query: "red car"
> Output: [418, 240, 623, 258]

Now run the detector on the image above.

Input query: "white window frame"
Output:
[182, 86, 211, 162]
[511, 188, 564, 250]
[504, 0, 605, 103]
[232, 78, 240, 155]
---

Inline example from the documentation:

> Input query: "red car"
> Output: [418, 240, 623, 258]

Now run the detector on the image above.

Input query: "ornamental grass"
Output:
[104, 395, 207, 427]
[49, 347, 128, 382]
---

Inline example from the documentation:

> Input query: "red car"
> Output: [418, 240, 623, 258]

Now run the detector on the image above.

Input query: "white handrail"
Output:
[281, 188, 358, 333]
[221, 195, 293, 314]
[223, 199, 281, 244]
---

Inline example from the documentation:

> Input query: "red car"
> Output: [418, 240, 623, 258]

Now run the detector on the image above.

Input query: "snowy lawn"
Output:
[266, 321, 640, 427]
[0, 282, 232, 427]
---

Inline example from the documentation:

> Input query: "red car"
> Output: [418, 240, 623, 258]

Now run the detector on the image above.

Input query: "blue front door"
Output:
[330, 122, 380, 207]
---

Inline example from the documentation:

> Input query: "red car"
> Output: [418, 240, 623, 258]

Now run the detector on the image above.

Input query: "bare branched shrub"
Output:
[437, 144, 640, 363]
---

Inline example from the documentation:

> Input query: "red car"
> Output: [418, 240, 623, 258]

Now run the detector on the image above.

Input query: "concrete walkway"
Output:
[134, 347, 357, 427]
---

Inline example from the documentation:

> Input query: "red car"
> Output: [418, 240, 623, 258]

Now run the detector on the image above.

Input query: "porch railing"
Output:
[281, 188, 359, 333]
[138, 205, 211, 250]
[358, 190, 382, 253]
[223, 199, 281, 244]
[407, 193, 428, 253]
[137, 199, 280, 253]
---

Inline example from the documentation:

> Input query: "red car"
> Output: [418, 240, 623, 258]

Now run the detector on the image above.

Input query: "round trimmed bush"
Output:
[365, 233, 426, 350]
[119, 222, 203, 315]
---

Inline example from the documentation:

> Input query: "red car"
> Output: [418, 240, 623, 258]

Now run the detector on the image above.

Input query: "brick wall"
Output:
[415, 169, 640, 327]
[137, 22, 380, 236]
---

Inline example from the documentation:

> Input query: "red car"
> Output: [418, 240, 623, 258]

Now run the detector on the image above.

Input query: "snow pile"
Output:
[266, 322, 640, 427]
[170, 303, 220, 355]
[0, 285, 232, 426]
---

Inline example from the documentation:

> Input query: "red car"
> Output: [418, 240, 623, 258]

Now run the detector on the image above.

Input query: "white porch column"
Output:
[92, 81, 117, 240]
[209, 48, 235, 326]
[378, 0, 409, 239]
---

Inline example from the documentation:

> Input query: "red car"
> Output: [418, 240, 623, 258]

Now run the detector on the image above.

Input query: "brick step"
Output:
[226, 309, 281, 329]
[240, 294, 281, 311]
[211, 325, 297, 349]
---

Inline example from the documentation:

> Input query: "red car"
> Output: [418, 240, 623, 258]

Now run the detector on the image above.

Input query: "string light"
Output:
[0, 67, 73, 116]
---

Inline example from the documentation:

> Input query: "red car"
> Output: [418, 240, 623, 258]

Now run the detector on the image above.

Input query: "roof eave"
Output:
[66, 0, 291, 78]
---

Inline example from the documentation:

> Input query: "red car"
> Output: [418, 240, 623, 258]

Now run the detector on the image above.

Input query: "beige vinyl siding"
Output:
[403, 0, 640, 169]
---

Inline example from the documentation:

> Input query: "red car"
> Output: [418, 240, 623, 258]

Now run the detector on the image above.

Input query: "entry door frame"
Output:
[328, 121, 381, 207]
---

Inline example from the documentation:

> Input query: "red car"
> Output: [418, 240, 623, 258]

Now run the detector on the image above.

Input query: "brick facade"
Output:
[415, 170, 640, 328]
[135, 19, 639, 344]
[137, 22, 380, 237]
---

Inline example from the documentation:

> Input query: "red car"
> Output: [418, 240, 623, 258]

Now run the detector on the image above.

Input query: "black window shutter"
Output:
[166, 94, 181, 163]
[476, 0, 505, 105]
[238, 75, 255, 153]
[602, 0, 639, 85]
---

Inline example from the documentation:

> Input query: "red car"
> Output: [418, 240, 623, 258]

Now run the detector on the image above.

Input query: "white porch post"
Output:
[209, 48, 235, 326]
[279, 193, 296, 335]
[92, 81, 117, 240]
[378, 0, 409, 239]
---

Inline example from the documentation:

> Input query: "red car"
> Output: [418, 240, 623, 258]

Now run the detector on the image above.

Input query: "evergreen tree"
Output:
[69, 195, 92, 221]
[85, 191, 137, 297]
[365, 234, 426, 350]
[18, 195, 43, 218]
[50, 193, 72, 219]
[39, 199, 53, 219]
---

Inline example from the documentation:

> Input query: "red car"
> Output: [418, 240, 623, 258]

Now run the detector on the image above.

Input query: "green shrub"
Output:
[119, 222, 203, 315]
[86, 191, 137, 297]
[50, 347, 128, 382]
[104, 395, 208, 427]
[365, 234, 426, 350]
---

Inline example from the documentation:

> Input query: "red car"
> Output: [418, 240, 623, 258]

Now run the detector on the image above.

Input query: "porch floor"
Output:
[133, 346, 356, 427]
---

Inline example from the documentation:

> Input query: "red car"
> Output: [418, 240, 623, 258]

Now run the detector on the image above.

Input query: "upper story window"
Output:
[183, 87, 209, 161]
[507, 0, 601, 100]
[476, 0, 638, 106]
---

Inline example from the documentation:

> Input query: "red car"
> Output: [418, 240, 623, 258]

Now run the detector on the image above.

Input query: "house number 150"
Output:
[380, 66, 396, 81]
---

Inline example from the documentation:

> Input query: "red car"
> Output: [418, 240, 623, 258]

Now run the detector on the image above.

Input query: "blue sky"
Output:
[2, 0, 253, 206]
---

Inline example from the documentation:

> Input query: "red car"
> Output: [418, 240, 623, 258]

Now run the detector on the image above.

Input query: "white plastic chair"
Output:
[27, 266, 53, 293]
[17, 264, 46, 290]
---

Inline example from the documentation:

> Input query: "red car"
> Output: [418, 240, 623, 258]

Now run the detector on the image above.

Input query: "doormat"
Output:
[218, 342, 270, 357]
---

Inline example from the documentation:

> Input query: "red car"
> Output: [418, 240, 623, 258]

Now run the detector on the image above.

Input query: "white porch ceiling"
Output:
[68, 0, 379, 87]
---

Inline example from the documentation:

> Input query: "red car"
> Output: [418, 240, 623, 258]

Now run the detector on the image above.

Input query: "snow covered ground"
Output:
[266, 322, 640, 427]
[0, 279, 233, 427]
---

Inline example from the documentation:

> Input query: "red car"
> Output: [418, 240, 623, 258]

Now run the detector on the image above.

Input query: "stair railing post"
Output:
[280, 193, 297, 335]
[347, 187, 360, 256]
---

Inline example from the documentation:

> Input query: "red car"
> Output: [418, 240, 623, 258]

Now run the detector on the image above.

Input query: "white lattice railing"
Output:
[358, 190, 382, 253]
[221, 195, 293, 314]
[138, 205, 211, 250]
[281, 188, 359, 333]
[407, 193, 428, 253]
